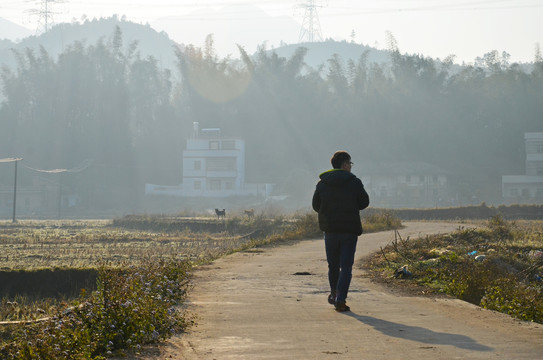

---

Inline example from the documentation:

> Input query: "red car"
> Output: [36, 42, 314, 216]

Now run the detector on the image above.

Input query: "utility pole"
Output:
[57, 172, 63, 219]
[12, 159, 19, 223]
[25, 0, 66, 34]
[0, 158, 23, 222]
[297, 0, 325, 43]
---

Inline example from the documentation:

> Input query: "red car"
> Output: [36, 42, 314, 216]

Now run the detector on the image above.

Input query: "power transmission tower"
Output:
[25, 0, 66, 34]
[297, 0, 325, 43]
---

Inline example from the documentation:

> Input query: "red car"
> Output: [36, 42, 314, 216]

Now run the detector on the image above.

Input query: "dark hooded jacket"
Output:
[312, 169, 370, 236]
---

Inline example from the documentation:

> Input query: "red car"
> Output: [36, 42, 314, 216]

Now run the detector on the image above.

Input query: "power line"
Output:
[2, 1, 541, 23]
[21, 159, 94, 174]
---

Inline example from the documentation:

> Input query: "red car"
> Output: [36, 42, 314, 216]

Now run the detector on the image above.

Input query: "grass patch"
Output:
[367, 215, 543, 323]
[362, 210, 403, 233]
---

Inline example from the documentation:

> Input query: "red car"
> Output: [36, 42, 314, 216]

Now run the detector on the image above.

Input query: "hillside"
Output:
[0, 17, 180, 75]
[0, 17, 397, 76]
[271, 40, 391, 70]
[1, 16, 535, 78]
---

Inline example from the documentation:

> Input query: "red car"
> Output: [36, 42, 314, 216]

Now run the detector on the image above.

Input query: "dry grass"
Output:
[0, 219, 258, 270]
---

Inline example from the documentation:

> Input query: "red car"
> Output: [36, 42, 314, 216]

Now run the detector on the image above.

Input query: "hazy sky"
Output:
[1, 0, 542, 64]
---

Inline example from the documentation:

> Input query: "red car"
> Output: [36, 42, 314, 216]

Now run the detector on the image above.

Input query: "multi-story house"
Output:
[502, 132, 543, 202]
[145, 123, 273, 198]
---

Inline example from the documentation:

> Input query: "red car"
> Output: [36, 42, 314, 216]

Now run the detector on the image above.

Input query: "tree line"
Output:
[1, 25, 542, 213]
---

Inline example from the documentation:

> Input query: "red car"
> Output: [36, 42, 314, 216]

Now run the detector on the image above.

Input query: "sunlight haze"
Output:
[1, 0, 541, 64]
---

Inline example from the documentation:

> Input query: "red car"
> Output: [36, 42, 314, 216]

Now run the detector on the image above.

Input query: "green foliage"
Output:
[369, 219, 543, 324]
[481, 279, 543, 323]
[0, 259, 190, 359]
[443, 259, 507, 304]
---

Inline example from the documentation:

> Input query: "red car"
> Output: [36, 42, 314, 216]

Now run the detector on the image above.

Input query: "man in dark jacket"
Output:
[312, 151, 370, 312]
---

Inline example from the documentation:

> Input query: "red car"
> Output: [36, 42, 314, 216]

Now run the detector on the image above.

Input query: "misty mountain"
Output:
[0, 16, 180, 74]
[270, 40, 391, 70]
[0, 17, 32, 41]
[0, 16, 394, 78]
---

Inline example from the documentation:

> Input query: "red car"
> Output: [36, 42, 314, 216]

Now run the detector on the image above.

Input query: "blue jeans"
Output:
[325, 232, 358, 303]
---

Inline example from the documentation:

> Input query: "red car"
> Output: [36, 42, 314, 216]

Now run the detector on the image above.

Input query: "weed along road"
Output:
[147, 222, 543, 359]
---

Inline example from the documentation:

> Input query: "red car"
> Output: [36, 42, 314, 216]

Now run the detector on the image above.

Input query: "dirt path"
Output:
[144, 222, 543, 359]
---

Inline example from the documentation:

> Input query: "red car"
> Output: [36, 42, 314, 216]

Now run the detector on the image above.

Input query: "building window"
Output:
[209, 141, 219, 150]
[194, 181, 201, 190]
[537, 168, 543, 176]
[521, 188, 530, 197]
[433, 175, 439, 183]
[194, 160, 201, 170]
[510, 188, 519, 196]
[207, 157, 237, 171]
[209, 179, 221, 191]
[222, 140, 236, 149]
[225, 181, 234, 190]
[536, 188, 543, 197]
[538, 144, 543, 153]
[405, 175, 411, 182]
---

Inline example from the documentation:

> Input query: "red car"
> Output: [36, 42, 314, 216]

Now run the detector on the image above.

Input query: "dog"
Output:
[215, 208, 226, 219]
[244, 209, 254, 218]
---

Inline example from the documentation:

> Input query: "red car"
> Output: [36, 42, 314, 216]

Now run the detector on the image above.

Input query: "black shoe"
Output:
[328, 294, 336, 305]
[335, 301, 350, 312]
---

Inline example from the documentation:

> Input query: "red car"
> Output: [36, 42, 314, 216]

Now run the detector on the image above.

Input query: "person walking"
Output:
[312, 150, 370, 312]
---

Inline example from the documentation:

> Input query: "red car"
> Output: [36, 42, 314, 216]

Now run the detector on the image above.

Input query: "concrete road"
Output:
[145, 222, 543, 359]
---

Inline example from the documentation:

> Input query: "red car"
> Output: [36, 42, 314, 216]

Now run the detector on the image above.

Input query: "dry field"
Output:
[0, 218, 264, 270]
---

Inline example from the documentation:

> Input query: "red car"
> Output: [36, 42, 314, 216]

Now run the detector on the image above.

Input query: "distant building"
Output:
[145, 123, 273, 198]
[360, 162, 450, 208]
[502, 132, 543, 203]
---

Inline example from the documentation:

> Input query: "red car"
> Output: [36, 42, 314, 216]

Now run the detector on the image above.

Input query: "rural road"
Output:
[143, 222, 543, 359]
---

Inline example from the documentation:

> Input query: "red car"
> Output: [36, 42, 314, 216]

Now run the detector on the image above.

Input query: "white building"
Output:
[502, 132, 543, 202]
[145, 123, 273, 198]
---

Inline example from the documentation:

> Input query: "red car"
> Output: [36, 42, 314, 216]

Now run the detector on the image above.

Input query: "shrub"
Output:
[481, 279, 543, 323]
[362, 211, 402, 233]
[443, 258, 508, 304]
[487, 214, 514, 245]
[0, 259, 191, 359]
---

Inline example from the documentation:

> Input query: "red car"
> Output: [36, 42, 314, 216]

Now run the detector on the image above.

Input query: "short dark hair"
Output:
[331, 151, 351, 169]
